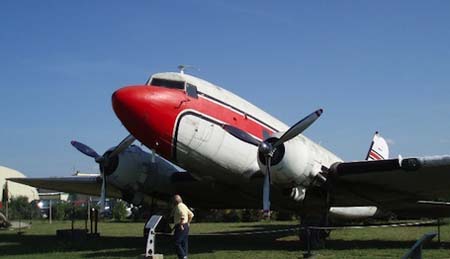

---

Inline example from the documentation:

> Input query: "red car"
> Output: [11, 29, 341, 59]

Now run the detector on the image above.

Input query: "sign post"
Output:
[143, 215, 163, 258]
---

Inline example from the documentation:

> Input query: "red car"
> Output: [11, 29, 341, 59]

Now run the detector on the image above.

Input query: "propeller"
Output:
[222, 109, 323, 217]
[71, 134, 136, 212]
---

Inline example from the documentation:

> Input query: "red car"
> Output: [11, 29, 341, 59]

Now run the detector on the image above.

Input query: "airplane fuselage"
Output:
[112, 72, 342, 190]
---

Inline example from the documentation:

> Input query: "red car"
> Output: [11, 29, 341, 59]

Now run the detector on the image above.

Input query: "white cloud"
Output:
[386, 138, 395, 145]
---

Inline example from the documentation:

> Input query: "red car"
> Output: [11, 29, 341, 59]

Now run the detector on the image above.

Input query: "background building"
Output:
[0, 166, 39, 207]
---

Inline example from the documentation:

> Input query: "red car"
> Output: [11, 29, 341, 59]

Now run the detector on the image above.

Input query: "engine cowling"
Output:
[257, 135, 318, 188]
[107, 145, 181, 204]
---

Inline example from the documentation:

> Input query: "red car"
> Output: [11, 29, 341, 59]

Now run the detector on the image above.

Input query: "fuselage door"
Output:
[175, 114, 214, 165]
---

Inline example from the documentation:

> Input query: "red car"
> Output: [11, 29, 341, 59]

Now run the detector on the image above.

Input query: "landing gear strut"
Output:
[299, 214, 330, 250]
[299, 187, 331, 251]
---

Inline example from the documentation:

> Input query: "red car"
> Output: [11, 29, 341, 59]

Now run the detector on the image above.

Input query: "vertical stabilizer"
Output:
[365, 131, 389, 160]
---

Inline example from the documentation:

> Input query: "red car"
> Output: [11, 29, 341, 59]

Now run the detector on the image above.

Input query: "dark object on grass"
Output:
[56, 229, 88, 240]
[0, 212, 11, 228]
[402, 232, 437, 259]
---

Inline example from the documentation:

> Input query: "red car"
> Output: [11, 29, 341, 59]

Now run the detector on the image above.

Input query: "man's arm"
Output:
[179, 215, 185, 225]
[187, 209, 194, 224]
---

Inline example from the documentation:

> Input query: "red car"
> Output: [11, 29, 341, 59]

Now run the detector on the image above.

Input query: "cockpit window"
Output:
[186, 83, 198, 99]
[150, 78, 185, 90]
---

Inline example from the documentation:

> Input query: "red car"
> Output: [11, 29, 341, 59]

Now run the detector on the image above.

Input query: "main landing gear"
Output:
[299, 214, 330, 250]
[298, 188, 331, 251]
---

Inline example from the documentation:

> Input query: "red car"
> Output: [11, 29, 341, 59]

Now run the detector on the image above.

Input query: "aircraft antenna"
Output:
[177, 64, 199, 74]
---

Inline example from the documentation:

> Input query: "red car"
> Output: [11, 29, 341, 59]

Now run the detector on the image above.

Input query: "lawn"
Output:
[1, 219, 449, 258]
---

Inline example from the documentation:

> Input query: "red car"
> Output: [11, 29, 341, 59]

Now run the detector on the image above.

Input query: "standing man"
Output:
[172, 194, 194, 259]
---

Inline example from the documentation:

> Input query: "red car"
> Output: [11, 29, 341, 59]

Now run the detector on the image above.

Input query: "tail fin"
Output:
[365, 131, 389, 160]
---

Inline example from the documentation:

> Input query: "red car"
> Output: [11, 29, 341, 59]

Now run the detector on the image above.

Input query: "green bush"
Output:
[273, 210, 296, 221]
[52, 202, 68, 220]
[223, 209, 242, 222]
[242, 209, 263, 222]
[8, 196, 41, 220]
[71, 205, 89, 220]
[112, 200, 127, 221]
[193, 209, 222, 222]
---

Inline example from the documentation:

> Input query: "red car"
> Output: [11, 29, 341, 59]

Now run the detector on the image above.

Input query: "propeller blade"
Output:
[150, 149, 156, 163]
[109, 134, 136, 158]
[273, 109, 323, 148]
[262, 156, 271, 218]
[222, 124, 261, 146]
[71, 141, 101, 159]
[262, 174, 270, 216]
[98, 174, 107, 212]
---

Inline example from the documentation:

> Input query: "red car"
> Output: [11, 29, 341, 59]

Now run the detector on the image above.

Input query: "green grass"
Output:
[1, 219, 450, 258]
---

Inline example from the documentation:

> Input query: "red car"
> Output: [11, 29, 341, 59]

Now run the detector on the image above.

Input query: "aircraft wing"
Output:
[331, 155, 450, 214]
[8, 176, 123, 199]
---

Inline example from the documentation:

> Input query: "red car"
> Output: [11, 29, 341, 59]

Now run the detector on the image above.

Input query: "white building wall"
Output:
[0, 166, 39, 202]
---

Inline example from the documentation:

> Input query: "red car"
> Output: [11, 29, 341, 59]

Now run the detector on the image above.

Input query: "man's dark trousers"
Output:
[174, 223, 189, 259]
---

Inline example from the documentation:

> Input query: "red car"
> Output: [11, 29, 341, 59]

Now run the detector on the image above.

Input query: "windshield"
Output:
[150, 78, 185, 90]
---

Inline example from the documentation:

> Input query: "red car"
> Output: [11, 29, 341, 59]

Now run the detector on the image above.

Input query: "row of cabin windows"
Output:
[150, 78, 198, 98]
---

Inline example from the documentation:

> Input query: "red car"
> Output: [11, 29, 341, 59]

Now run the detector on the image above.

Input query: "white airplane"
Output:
[10, 69, 450, 247]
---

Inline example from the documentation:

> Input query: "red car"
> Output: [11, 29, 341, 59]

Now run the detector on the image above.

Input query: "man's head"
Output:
[173, 194, 183, 204]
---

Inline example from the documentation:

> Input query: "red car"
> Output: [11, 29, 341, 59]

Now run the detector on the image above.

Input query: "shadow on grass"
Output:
[0, 232, 298, 258]
[1, 224, 448, 258]
[326, 239, 450, 250]
[0, 233, 146, 257]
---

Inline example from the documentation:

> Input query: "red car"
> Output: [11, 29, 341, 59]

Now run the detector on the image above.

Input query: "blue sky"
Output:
[1, 1, 449, 177]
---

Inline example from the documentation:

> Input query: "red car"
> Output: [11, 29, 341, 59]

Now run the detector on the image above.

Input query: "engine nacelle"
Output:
[107, 145, 182, 203]
[257, 136, 316, 187]
[257, 133, 342, 188]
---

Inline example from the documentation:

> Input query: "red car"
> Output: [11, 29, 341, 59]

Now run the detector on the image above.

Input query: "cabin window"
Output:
[186, 83, 198, 99]
[150, 78, 185, 90]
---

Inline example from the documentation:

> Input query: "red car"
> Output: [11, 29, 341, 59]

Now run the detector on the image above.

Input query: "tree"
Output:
[8, 196, 40, 220]
[112, 200, 127, 221]
[242, 209, 263, 222]
[52, 202, 69, 220]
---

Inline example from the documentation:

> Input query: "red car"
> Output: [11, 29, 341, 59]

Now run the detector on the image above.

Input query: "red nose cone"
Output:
[112, 85, 151, 133]
[112, 85, 182, 158]
[112, 86, 148, 121]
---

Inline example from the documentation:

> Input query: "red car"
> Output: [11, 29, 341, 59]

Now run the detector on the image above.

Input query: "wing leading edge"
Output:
[8, 176, 123, 199]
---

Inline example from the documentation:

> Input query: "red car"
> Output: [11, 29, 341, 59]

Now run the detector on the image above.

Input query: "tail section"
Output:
[365, 131, 389, 160]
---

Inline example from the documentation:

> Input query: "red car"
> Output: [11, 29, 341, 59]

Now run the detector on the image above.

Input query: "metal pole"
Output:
[49, 199, 52, 224]
[87, 197, 91, 229]
[71, 204, 75, 231]
[437, 218, 441, 245]
[307, 227, 311, 256]
[90, 208, 94, 234]
[94, 209, 98, 234]
[5, 181, 8, 219]
[5, 196, 8, 220]
[84, 213, 88, 231]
